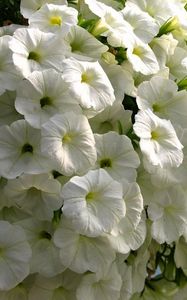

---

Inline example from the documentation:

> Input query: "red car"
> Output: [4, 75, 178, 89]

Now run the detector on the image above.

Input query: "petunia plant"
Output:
[0, 0, 187, 299]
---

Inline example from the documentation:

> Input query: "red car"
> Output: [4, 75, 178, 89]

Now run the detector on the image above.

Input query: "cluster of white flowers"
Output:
[0, 0, 187, 299]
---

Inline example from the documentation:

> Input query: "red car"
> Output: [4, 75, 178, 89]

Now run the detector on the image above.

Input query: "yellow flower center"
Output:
[39, 230, 52, 240]
[28, 51, 41, 62]
[21, 143, 33, 154]
[50, 16, 62, 26]
[81, 72, 94, 84]
[86, 192, 95, 202]
[70, 39, 82, 52]
[152, 103, 161, 113]
[62, 133, 72, 144]
[133, 47, 143, 56]
[100, 158, 112, 168]
[81, 73, 88, 83]
[151, 131, 159, 140]
[40, 96, 52, 108]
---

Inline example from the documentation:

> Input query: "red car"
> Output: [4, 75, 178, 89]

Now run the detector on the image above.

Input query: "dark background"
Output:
[0, 0, 24, 26]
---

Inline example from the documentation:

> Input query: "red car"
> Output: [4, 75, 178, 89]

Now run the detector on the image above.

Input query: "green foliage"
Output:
[0, 0, 23, 26]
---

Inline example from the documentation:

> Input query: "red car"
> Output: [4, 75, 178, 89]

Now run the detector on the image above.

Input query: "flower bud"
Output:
[157, 16, 180, 37]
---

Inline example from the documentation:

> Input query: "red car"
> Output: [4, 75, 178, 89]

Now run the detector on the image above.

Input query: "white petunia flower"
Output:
[121, 180, 144, 229]
[126, 0, 187, 27]
[15, 69, 81, 129]
[0, 221, 31, 291]
[9, 28, 66, 78]
[137, 156, 159, 206]
[84, 0, 135, 48]
[127, 247, 150, 296]
[94, 132, 140, 183]
[0, 91, 22, 125]
[20, 0, 67, 18]
[54, 217, 116, 275]
[121, 5, 159, 43]
[121, 59, 163, 98]
[0, 120, 51, 179]
[0, 206, 31, 224]
[108, 217, 146, 254]
[137, 124, 184, 188]
[62, 57, 115, 112]
[4, 174, 62, 220]
[0, 35, 22, 91]
[148, 162, 187, 190]
[41, 112, 97, 176]
[166, 46, 187, 80]
[17, 218, 65, 277]
[101, 63, 135, 101]
[126, 39, 159, 75]
[107, 181, 145, 254]
[133, 109, 183, 168]
[64, 25, 108, 61]
[136, 76, 187, 128]
[148, 186, 187, 243]
[29, 4, 78, 35]
[61, 169, 125, 237]
[117, 260, 132, 300]
[150, 33, 178, 70]
[28, 270, 81, 300]
[76, 263, 122, 300]
[89, 101, 132, 134]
